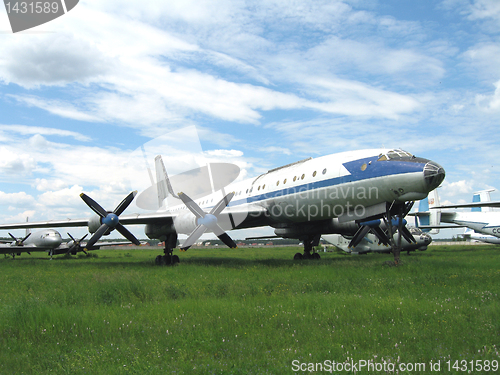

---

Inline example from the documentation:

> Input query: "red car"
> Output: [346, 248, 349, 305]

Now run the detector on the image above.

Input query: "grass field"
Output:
[0, 245, 499, 374]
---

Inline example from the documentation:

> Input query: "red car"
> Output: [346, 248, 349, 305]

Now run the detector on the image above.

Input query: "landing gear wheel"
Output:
[164, 254, 172, 265]
[312, 252, 321, 260]
[293, 252, 303, 260]
[155, 255, 165, 265]
[172, 255, 180, 264]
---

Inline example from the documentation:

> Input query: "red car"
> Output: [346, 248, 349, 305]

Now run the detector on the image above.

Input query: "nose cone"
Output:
[423, 161, 445, 191]
[47, 232, 63, 247]
[420, 233, 432, 246]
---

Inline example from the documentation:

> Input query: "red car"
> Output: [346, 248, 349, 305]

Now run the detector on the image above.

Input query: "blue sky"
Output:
[0, 0, 499, 240]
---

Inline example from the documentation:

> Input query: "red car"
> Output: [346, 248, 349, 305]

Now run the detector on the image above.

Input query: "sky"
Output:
[0, 0, 499, 241]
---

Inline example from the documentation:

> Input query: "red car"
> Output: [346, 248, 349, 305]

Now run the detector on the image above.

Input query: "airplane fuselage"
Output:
[147, 148, 444, 240]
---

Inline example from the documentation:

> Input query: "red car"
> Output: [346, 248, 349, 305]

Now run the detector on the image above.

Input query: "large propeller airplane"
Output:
[0, 229, 133, 258]
[0, 148, 445, 265]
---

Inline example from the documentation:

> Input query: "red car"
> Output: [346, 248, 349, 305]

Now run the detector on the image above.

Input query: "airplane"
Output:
[323, 226, 432, 255]
[460, 227, 500, 244]
[414, 189, 500, 239]
[0, 148, 445, 265]
[0, 229, 134, 258]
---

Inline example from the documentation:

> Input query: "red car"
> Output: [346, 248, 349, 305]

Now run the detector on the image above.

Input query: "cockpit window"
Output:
[377, 149, 414, 161]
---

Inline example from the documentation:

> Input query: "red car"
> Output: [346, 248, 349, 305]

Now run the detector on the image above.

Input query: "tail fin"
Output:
[472, 189, 494, 212]
[427, 189, 441, 234]
[416, 189, 441, 234]
[25, 217, 31, 236]
[155, 155, 179, 208]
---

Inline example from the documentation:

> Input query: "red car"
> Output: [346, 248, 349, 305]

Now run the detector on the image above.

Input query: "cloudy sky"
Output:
[0, 0, 499, 240]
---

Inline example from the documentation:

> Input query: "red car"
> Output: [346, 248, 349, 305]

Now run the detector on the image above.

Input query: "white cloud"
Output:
[0, 124, 91, 142]
[440, 180, 474, 197]
[0, 147, 36, 176]
[476, 80, 500, 111]
[0, 191, 36, 207]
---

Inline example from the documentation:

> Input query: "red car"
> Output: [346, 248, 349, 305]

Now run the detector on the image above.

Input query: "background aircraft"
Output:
[414, 189, 500, 239]
[323, 226, 431, 255]
[460, 227, 500, 244]
[0, 229, 134, 258]
[0, 148, 445, 265]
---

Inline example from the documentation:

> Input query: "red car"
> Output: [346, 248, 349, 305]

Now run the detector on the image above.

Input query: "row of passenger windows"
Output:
[171, 168, 328, 210]
[245, 168, 327, 194]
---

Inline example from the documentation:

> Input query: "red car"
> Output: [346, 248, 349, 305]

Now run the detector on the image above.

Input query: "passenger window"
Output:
[312, 171, 317, 177]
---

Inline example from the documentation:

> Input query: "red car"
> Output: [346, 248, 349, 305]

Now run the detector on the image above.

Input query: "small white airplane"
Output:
[0, 148, 445, 265]
[323, 226, 432, 255]
[414, 189, 500, 238]
[0, 229, 134, 258]
[460, 227, 500, 244]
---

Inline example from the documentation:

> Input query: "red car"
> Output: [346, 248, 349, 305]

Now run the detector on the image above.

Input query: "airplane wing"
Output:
[0, 211, 175, 230]
[432, 201, 500, 209]
[417, 224, 467, 229]
[0, 244, 50, 254]
[0, 206, 269, 231]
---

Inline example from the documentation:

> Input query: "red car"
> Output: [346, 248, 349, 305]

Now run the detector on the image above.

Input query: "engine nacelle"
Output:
[172, 213, 198, 235]
[274, 219, 359, 239]
[88, 215, 102, 234]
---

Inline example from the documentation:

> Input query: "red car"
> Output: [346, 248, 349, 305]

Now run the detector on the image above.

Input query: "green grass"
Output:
[0, 245, 499, 374]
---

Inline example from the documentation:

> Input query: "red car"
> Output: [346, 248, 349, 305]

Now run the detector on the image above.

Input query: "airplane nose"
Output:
[423, 161, 445, 191]
[421, 233, 432, 245]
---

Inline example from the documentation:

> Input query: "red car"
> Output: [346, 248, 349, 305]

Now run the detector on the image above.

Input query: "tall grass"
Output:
[0, 246, 499, 374]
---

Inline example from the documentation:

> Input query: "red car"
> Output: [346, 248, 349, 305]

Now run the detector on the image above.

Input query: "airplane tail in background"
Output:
[415, 189, 441, 234]
[471, 189, 494, 212]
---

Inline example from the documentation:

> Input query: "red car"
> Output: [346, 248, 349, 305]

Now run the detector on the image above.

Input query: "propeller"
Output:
[9, 232, 31, 246]
[348, 201, 416, 249]
[80, 191, 141, 249]
[178, 191, 237, 251]
[66, 233, 88, 254]
[348, 219, 390, 249]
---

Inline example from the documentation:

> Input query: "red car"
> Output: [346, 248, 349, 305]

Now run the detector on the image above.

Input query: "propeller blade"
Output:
[113, 191, 138, 216]
[85, 224, 109, 249]
[179, 192, 237, 250]
[80, 193, 107, 217]
[180, 225, 207, 251]
[178, 192, 206, 219]
[8, 232, 31, 246]
[209, 192, 235, 216]
[115, 223, 141, 245]
[371, 226, 390, 246]
[399, 225, 416, 244]
[348, 225, 371, 248]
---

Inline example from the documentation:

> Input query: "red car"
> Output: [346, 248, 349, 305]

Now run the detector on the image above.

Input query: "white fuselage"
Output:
[159, 148, 443, 236]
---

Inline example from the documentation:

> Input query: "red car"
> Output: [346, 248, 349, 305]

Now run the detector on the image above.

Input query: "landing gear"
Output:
[155, 233, 179, 266]
[382, 201, 415, 265]
[294, 234, 321, 260]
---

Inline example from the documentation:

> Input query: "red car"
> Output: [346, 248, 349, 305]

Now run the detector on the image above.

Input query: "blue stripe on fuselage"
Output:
[227, 156, 427, 207]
